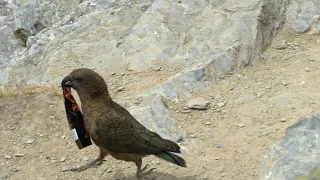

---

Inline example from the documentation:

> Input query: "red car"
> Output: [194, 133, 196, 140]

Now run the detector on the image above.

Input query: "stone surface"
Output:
[0, 0, 296, 141]
[128, 95, 182, 141]
[0, 0, 289, 86]
[187, 98, 210, 110]
[286, 0, 320, 33]
[260, 115, 320, 180]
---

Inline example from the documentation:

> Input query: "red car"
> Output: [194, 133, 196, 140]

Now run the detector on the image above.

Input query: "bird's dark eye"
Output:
[74, 77, 82, 81]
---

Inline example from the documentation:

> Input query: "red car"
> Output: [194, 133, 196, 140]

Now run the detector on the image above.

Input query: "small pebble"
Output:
[82, 156, 90, 161]
[205, 122, 211, 125]
[256, 92, 263, 98]
[62, 166, 69, 172]
[280, 118, 287, 122]
[216, 144, 223, 148]
[14, 154, 24, 157]
[274, 44, 287, 50]
[4, 155, 11, 159]
[237, 124, 245, 128]
[261, 132, 269, 136]
[111, 72, 116, 75]
[117, 87, 125, 92]
[107, 168, 112, 173]
[152, 66, 162, 71]
[13, 167, 21, 172]
[218, 102, 226, 107]
[27, 139, 34, 144]
[187, 98, 210, 110]
[60, 157, 66, 162]
[281, 81, 289, 86]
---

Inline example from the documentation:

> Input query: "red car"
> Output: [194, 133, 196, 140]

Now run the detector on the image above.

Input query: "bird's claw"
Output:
[67, 158, 105, 172]
[141, 164, 155, 173]
[94, 159, 104, 166]
[137, 164, 156, 179]
[69, 166, 88, 172]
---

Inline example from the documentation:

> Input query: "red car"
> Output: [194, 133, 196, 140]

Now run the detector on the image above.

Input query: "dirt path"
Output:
[1, 27, 320, 180]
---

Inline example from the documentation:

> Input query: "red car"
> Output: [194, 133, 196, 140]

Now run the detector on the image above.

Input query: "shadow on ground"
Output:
[112, 170, 198, 180]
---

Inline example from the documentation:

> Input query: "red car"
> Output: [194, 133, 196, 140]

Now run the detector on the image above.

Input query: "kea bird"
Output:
[61, 68, 186, 179]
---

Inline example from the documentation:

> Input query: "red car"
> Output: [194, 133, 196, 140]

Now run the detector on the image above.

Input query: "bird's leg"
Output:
[69, 148, 107, 172]
[135, 159, 143, 180]
[135, 159, 155, 180]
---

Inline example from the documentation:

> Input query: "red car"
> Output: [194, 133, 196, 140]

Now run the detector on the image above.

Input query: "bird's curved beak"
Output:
[61, 76, 73, 88]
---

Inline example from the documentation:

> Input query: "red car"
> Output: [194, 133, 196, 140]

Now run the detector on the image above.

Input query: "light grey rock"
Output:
[286, 0, 320, 33]
[1, 0, 288, 86]
[61, 166, 69, 172]
[82, 156, 89, 161]
[26, 139, 34, 144]
[216, 143, 223, 148]
[187, 97, 210, 110]
[14, 153, 24, 157]
[0, 0, 291, 141]
[0, 1, 24, 85]
[128, 95, 183, 141]
[4, 155, 11, 159]
[60, 157, 66, 162]
[260, 115, 320, 180]
[217, 102, 226, 107]
[280, 117, 287, 122]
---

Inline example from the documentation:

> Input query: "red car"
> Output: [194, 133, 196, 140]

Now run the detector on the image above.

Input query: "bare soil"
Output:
[1, 27, 320, 180]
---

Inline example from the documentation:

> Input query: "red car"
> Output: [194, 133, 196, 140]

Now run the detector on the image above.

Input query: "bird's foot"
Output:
[94, 159, 104, 166]
[141, 164, 156, 173]
[69, 165, 89, 172]
[68, 159, 104, 172]
[136, 164, 156, 180]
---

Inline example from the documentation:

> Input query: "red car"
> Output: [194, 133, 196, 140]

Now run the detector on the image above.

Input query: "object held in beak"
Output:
[61, 78, 91, 149]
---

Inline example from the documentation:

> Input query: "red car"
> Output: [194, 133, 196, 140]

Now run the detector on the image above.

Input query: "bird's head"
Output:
[61, 68, 110, 100]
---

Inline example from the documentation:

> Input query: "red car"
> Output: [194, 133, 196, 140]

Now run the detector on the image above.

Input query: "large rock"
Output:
[0, 0, 289, 140]
[0, 1, 23, 85]
[260, 115, 320, 180]
[128, 95, 184, 141]
[1, 0, 288, 86]
[286, 0, 320, 33]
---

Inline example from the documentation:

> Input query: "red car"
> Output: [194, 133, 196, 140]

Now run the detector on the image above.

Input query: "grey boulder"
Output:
[260, 115, 320, 180]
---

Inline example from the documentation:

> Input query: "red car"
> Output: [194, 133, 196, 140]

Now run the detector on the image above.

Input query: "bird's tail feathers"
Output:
[165, 139, 181, 153]
[155, 152, 187, 167]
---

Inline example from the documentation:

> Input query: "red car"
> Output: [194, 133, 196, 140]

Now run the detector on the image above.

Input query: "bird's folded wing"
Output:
[96, 116, 180, 155]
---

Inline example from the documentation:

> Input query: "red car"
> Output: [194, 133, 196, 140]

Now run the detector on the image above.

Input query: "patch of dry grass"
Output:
[0, 84, 61, 98]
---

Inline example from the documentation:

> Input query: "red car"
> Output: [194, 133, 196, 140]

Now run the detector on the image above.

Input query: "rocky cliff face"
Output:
[286, 0, 320, 33]
[0, 0, 291, 141]
[1, 0, 289, 86]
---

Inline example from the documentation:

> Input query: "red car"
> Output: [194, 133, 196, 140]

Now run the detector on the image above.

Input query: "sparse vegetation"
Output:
[0, 85, 60, 98]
